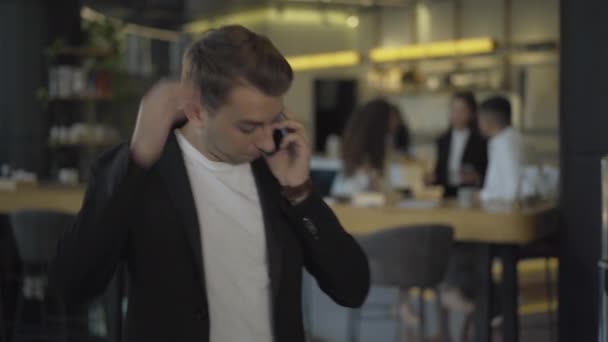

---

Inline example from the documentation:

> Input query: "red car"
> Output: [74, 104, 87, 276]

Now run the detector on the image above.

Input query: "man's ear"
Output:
[183, 101, 206, 127]
[181, 84, 208, 128]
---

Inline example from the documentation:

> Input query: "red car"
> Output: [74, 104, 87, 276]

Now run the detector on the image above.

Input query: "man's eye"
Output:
[239, 125, 256, 134]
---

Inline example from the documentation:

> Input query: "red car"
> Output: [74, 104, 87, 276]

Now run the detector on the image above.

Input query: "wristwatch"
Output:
[281, 178, 313, 204]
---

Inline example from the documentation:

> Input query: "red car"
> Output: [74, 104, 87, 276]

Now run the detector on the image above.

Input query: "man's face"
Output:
[201, 85, 285, 164]
[477, 111, 494, 138]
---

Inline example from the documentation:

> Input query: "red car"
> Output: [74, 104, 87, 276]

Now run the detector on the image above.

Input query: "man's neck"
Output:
[490, 125, 511, 139]
[178, 124, 223, 162]
[453, 127, 470, 134]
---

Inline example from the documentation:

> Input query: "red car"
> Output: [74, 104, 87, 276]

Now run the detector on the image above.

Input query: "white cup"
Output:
[458, 187, 476, 208]
[58, 168, 79, 185]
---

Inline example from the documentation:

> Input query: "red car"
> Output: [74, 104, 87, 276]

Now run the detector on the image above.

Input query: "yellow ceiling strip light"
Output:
[370, 37, 496, 62]
[287, 51, 360, 71]
[184, 7, 352, 35]
[184, 8, 272, 34]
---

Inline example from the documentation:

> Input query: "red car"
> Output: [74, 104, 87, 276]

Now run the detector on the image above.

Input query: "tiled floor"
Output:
[303, 273, 556, 342]
[8, 271, 556, 342]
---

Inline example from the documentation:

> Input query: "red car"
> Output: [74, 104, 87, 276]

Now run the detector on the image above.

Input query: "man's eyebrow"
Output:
[237, 120, 265, 126]
[238, 111, 285, 126]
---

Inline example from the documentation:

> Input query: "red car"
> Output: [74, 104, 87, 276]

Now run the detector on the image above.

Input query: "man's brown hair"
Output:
[182, 25, 293, 112]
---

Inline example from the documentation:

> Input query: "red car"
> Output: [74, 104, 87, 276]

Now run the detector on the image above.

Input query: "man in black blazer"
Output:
[50, 25, 369, 342]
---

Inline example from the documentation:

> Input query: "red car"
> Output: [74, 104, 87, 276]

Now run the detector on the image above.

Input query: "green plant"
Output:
[82, 19, 123, 71]
[82, 19, 121, 52]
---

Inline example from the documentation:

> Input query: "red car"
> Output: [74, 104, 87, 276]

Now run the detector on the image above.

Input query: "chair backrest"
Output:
[10, 209, 74, 266]
[357, 224, 454, 288]
[310, 157, 341, 197]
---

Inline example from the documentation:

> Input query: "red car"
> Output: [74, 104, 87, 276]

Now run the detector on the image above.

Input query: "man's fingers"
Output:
[279, 133, 312, 155]
[272, 120, 306, 142]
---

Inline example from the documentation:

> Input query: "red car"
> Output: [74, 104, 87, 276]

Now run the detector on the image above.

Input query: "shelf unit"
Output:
[43, 47, 122, 182]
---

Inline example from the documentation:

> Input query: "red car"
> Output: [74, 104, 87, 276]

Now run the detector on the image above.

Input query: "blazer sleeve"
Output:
[49, 143, 150, 304]
[280, 190, 370, 308]
[475, 135, 489, 183]
[433, 133, 449, 187]
[461, 133, 489, 187]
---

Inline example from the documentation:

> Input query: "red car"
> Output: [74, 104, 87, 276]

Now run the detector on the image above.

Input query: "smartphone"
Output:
[271, 112, 288, 155]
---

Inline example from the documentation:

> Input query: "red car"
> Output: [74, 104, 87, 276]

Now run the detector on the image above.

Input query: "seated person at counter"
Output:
[389, 103, 413, 157]
[477, 96, 525, 202]
[330, 98, 405, 197]
[428, 91, 488, 197]
[50, 25, 369, 342]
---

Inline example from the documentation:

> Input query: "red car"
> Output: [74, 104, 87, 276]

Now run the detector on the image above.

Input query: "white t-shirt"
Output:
[175, 130, 274, 342]
[447, 129, 471, 186]
[480, 127, 525, 202]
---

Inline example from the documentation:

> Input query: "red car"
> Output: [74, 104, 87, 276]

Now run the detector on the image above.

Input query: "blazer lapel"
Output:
[156, 132, 206, 288]
[461, 131, 476, 165]
[251, 158, 286, 304]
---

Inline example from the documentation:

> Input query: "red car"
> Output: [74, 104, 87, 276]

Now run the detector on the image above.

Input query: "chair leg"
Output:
[435, 288, 450, 342]
[11, 282, 24, 342]
[460, 312, 474, 342]
[0, 287, 5, 342]
[396, 305, 402, 342]
[57, 299, 69, 342]
[347, 309, 361, 342]
[397, 289, 407, 342]
[419, 289, 426, 342]
[544, 257, 555, 342]
[40, 296, 49, 342]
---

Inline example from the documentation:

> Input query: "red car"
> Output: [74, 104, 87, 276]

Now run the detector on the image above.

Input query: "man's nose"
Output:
[255, 125, 275, 155]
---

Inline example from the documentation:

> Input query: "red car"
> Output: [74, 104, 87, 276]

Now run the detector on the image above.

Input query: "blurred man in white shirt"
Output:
[477, 96, 525, 202]
[441, 96, 525, 328]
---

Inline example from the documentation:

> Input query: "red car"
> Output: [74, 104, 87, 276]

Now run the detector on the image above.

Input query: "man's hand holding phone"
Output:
[264, 112, 312, 202]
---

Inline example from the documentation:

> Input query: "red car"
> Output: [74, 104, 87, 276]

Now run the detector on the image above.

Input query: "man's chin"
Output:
[247, 154, 264, 163]
[232, 153, 261, 164]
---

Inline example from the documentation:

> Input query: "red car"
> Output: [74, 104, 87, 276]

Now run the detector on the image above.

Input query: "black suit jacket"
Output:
[433, 129, 488, 197]
[50, 133, 370, 342]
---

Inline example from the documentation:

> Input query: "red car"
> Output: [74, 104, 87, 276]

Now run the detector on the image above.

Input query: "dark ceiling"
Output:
[83, 0, 416, 29]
